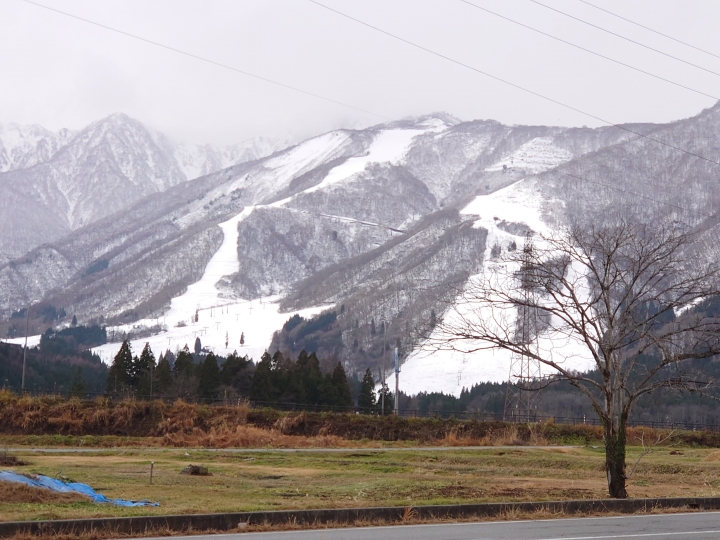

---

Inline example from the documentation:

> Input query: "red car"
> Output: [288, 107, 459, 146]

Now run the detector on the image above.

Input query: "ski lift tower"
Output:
[504, 234, 542, 423]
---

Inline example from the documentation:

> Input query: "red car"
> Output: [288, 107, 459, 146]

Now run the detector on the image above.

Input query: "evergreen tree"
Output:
[358, 368, 376, 411]
[174, 346, 195, 377]
[194, 337, 202, 355]
[271, 350, 285, 371]
[106, 340, 133, 395]
[250, 351, 274, 402]
[69, 367, 85, 397]
[164, 349, 176, 369]
[155, 355, 172, 394]
[134, 343, 156, 396]
[197, 352, 220, 400]
[370, 318, 376, 336]
[377, 382, 394, 415]
[220, 352, 248, 386]
[71, 314, 77, 327]
[294, 351, 322, 404]
[171, 345, 198, 398]
[331, 362, 352, 408]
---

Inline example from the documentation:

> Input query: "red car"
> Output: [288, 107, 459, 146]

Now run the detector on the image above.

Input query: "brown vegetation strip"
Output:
[0, 482, 89, 505]
[3, 392, 720, 448]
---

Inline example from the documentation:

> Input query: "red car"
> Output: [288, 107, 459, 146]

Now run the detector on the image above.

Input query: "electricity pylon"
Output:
[504, 234, 542, 422]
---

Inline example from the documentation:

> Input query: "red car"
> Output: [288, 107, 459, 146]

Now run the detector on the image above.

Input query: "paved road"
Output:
[142, 512, 720, 539]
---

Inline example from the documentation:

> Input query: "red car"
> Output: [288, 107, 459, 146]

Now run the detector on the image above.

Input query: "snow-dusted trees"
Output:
[432, 221, 720, 498]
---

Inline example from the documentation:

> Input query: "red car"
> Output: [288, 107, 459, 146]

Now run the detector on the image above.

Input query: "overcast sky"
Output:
[1, 0, 719, 144]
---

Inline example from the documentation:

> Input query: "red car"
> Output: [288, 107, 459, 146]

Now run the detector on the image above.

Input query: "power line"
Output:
[459, 0, 720, 102]
[528, 0, 720, 79]
[19, 0, 390, 121]
[575, 0, 720, 62]
[306, 0, 719, 166]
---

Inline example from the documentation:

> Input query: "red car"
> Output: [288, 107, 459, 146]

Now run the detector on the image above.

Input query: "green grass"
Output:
[3, 445, 720, 522]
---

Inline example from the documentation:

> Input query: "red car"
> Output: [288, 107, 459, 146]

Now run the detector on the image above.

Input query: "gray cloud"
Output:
[1, 0, 718, 144]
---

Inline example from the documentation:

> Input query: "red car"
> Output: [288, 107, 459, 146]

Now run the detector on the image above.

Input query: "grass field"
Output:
[3, 445, 720, 522]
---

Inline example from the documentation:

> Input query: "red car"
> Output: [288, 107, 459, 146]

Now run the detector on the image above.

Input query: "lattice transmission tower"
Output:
[504, 234, 543, 422]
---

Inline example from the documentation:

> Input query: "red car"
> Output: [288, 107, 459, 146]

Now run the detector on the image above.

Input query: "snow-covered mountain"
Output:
[173, 136, 292, 180]
[0, 115, 290, 264]
[0, 123, 74, 173]
[4, 104, 720, 394]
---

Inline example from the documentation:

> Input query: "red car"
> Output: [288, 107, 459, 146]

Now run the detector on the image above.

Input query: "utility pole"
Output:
[21, 306, 30, 392]
[381, 321, 386, 416]
[394, 347, 399, 415]
[149, 342, 154, 397]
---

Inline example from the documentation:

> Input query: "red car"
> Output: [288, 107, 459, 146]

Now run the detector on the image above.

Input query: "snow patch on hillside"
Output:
[303, 129, 431, 196]
[485, 137, 572, 173]
[2, 335, 41, 348]
[398, 179, 594, 397]
[92, 295, 323, 366]
[92, 206, 324, 364]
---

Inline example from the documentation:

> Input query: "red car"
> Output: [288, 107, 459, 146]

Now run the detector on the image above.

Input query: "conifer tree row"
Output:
[106, 342, 354, 409]
[249, 349, 352, 409]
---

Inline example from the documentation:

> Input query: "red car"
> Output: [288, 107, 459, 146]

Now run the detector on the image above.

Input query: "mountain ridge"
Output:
[3, 104, 720, 393]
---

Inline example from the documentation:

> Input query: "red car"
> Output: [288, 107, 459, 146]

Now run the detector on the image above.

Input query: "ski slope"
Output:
[94, 124, 445, 364]
[93, 208, 325, 364]
[2, 335, 41, 348]
[398, 179, 595, 397]
[303, 129, 431, 195]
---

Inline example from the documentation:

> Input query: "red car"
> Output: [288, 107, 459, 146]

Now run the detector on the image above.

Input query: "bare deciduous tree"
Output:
[432, 221, 720, 498]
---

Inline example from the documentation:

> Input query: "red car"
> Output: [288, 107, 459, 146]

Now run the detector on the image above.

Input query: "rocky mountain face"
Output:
[0, 123, 74, 173]
[173, 136, 291, 181]
[0, 115, 288, 264]
[3, 103, 720, 385]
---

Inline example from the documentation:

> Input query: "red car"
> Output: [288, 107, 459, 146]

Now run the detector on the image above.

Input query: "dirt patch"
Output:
[436, 485, 487, 498]
[492, 487, 597, 500]
[0, 452, 27, 466]
[702, 450, 720, 462]
[0, 481, 90, 504]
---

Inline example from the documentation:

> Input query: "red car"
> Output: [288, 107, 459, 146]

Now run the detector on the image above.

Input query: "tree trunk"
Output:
[603, 417, 628, 499]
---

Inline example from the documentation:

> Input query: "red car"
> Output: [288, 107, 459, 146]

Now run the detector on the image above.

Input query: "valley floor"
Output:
[2, 445, 720, 522]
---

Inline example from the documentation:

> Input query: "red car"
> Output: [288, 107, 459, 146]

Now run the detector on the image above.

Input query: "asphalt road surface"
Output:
[142, 512, 720, 539]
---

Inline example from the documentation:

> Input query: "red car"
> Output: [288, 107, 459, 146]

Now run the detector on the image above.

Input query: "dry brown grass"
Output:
[161, 423, 348, 448]
[0, 482, 89, 505]
[5, 391, 720, 451]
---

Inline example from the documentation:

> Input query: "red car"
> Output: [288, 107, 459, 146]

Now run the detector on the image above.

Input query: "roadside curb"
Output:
[2, 497, 719, 537]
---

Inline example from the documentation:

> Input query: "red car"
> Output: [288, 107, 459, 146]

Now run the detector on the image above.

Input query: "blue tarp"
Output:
[0, 470, 159, 507]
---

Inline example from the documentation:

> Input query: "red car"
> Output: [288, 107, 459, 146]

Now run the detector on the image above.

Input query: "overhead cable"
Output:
[528, 0, 720, 79]
[19, 0, 391, 120]
[575, 0, 720, 62]
[459, 0, 720, 102]
[306, 0, 719, 166]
